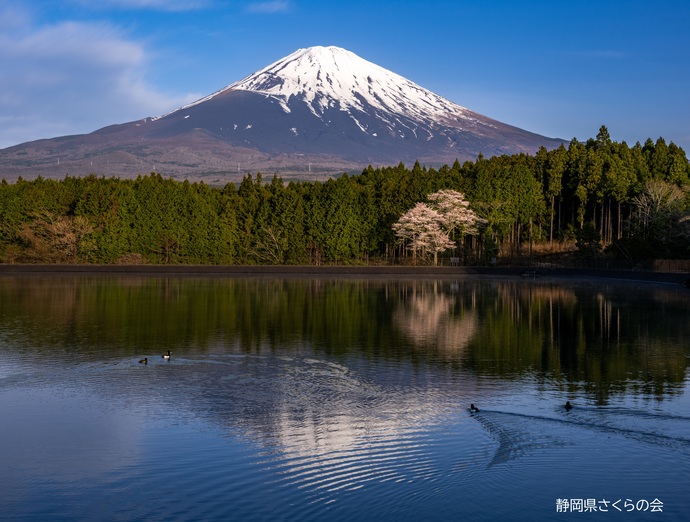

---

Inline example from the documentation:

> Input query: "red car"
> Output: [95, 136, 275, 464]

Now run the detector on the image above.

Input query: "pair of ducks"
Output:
[139, 350, 171, 364]
[469, 401, 573, 413]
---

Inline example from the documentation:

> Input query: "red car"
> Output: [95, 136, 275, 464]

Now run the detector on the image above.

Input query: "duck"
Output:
[564, 401, 573, 411]
[470, 403, 480, 413]
[139, 357, 148, 364]
[162, 350, 171, 360]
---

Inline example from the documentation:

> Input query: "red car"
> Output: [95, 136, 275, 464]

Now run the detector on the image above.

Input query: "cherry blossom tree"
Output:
[427, 189, 483, 237]
[416, 220, 456, 266]
[393, 190, 483, 265]
[392, 202, 453, 265]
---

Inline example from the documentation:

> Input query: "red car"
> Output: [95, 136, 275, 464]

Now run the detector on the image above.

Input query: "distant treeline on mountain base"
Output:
[1, 127, 689, 265]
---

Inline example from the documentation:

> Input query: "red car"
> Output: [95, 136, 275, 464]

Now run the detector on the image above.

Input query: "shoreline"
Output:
[1, 263, 689, 286]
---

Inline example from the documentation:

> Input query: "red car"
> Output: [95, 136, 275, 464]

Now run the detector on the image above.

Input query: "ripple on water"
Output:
[106, 353, 490, 517]
[3, 349, 690, 521]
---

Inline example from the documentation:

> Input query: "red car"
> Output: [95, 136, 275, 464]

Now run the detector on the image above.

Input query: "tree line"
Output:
[1, 126, 688, 265]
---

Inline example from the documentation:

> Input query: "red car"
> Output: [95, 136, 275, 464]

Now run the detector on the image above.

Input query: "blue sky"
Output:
[1, 0, 689, 153]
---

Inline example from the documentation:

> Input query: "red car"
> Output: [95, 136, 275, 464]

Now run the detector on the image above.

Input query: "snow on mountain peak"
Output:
[179, 46, 472, 129]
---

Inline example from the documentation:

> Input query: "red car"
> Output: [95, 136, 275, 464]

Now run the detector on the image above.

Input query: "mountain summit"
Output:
[0, 46, 566, 181]
[181, 45, 474, 132]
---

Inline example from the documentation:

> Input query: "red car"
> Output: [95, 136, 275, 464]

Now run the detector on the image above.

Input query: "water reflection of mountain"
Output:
[0, 275, 688, 403]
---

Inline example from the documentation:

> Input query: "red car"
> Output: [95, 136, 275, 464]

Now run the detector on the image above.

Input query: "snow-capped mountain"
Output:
[181, 46, 474, 134]
[0, 46, 566, 181]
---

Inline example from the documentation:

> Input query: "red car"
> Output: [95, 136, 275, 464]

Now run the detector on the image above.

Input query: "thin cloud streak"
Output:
[245, 1, 291, 14]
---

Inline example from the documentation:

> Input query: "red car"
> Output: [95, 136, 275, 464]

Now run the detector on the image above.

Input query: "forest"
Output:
[0, 126, 689, 266]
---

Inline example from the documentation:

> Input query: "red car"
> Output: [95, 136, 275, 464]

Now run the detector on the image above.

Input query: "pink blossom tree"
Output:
[427, 189, 484, 261]
[392, 202, 454, 265]
[427, 189, 482, 237]
[393, 190, 482, 265]
[416, 220, 456, 266]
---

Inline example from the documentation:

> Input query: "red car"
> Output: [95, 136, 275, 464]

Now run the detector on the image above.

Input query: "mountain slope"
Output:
[0, 46, 566, 182]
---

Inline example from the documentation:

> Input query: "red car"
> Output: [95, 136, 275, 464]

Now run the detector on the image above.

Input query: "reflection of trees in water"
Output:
[466, 281, 690, 403]
[392, 281, 477, 356]
[1, 275, 688, 403]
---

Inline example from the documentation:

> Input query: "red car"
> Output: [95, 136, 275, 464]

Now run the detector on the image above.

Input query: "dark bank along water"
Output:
[0, 275, 689, 521]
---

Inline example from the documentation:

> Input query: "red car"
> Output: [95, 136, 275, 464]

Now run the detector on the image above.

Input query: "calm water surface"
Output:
[0, 275, 689, 521]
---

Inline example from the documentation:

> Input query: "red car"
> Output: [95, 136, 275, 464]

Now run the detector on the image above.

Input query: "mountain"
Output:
[0, 46, 566, 182]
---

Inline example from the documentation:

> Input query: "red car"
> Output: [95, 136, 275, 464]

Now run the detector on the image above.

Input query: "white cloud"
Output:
[0, 7, 196, 148]
[246, 1, 291, 14]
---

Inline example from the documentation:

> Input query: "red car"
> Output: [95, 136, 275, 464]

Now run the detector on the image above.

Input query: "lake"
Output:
[1, 274, 689, 521]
